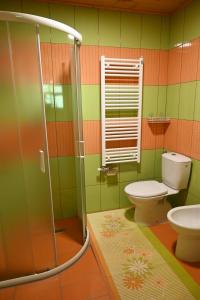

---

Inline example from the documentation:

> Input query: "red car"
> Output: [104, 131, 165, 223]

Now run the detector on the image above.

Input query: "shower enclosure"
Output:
[0, 12, 88, 287]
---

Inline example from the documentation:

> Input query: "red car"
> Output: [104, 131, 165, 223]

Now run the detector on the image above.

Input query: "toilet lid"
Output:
[125, 180, 168, 198]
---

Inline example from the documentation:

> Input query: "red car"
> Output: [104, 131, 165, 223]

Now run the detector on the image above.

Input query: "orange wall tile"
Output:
[141, 49, 160, 85]
[41, 43, 53, 84]
[141, 119, 167, 150]
[47, 122, 58, 157]
[41, 43, 169, 86]
[51, 44, 71, 84]
[164, 119, 200, 161]
[167, 46, 182, 85]
[159, 50, 168, 85]
[56, 122, 74, 156]
[181, 39, 200, 83]
[80, 45, 100, 85]
[176, 119, 193, 157]
[164, 119, 178, 152]
[47, 122, 74, 157]
[83, 120, 101, 154]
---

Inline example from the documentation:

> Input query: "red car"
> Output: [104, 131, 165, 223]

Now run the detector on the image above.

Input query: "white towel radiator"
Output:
[101, 56, 144, 166]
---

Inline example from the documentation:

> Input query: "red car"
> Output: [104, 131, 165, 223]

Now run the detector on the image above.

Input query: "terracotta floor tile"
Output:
[55, 218, 83, 264]
[0, 218, 112, 300]
[61, 272, 108, 300]
[150, 222, 200, 286]
[0, 287, 15, 300]
[60, 247, 101, 286]
[14, 276, 62, 300]
[93, 296, 111, 300]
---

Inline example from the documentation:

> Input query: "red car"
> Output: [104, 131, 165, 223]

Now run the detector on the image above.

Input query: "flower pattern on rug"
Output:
[123, 274, 144, 290]
[122, 247, 153, 290]
[100, 214, 126, 238]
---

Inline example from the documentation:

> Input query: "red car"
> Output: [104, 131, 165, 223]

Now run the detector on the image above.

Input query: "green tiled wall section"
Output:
[44, 84, 73, 122]
[81, 85, 167, 120]
[166, 82, 199, 121]
[85, 149, 163, 213]
[170, 0, 200, 48]
[166, 0, 200, 206]
[0, 0, 169, 48]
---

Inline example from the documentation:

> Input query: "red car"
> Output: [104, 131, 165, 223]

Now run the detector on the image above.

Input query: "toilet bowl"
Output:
[167, 204, 200, 262]
[125, 180, 178, 225]
[124, 152, 192, 226]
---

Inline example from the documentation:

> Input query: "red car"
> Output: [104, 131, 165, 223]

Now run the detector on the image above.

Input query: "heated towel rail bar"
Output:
[101, 56, 144, 166]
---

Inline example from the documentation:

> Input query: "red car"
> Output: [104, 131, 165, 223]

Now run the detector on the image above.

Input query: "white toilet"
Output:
[124, 152, 192, 226]
[167, 204, 200, 262]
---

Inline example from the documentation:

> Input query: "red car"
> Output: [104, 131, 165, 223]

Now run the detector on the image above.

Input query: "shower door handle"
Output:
[80, 141, 85, 158]
[39, 150, 45, 173]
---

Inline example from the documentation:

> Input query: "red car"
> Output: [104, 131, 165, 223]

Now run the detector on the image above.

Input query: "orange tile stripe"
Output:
[47, 122, 74, 157]
[47, 119, 167, 157]
[168, 37, 200, 85]
[41, 36, 200, 85]
[164, 119, 200, 160]
[41, 43, 168, 85]
[47, 119, 200, 160]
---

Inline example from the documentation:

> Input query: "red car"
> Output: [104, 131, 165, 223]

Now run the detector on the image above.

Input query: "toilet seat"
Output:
[124, 180, 168, 198]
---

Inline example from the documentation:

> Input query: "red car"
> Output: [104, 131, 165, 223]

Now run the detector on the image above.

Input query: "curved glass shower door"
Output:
[0, 21, 56, 281]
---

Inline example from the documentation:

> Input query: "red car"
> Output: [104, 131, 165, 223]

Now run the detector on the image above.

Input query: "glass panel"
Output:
[0, 21, 56, 280]
[0, 21, 34, 280]
[71, 42, 87, 240]
[41, 35, 87, 264]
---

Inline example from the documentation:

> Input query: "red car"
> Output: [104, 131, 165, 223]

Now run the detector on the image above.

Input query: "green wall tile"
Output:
[142, 86, 158, 118]
[119, 182, 132, 208]
[22, 0, 50, 42]
[101, 184, 119, 211]
[49, 3, 74, 43]
[160, 16, 170, 50]
[99, 10, 120, 47]
[179, 82, 196, 120]
[141, 15, 161, 49]
[60, 188, 77, 218]
[169, 8, 185, 48]
[51, 190, 62, 219]
[58, 156, 76, 189]
[49, 158, 59, 191]
[100, 166, 119, 185]
[55, 85, 73, 121]
[44, 84, 55, 122]
[84, 155, 101, 186]
[119, 162, 138, 183]
[184, 0, 200, 41]
[82, 85, 100, 120]
[0, 0, 21, 11]
[138, 150, 155, 180]
[121, 12, 141, 48]
[86, 185, 101, 213]
[75, 7, 98, 45]
[157, 86, 167, 117]
[154, 149, 164, 179]
[185, 192, 200, 205]
[194, 81, 200, 121]
[188, 159, 200, 199]
[166, 84, 180, 119]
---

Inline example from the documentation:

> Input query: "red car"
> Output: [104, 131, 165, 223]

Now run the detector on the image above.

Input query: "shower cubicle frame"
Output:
[0, 11, 89, 289]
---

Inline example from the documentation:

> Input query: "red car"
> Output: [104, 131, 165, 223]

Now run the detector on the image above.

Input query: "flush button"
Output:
[171, 153, 176, 156]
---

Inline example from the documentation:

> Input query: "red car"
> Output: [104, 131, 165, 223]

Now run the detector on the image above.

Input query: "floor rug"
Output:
[88, 208, 200, 300]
